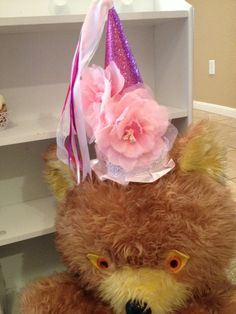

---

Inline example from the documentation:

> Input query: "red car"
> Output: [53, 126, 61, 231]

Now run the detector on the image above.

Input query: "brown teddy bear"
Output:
[21, 122, 236, 314]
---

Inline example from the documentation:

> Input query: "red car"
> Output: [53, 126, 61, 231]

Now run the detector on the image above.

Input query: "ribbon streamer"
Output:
[57, 0, 113, 183]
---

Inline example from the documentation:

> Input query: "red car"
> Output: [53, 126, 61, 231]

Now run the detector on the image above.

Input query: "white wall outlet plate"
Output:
[209, 60, 216, 75]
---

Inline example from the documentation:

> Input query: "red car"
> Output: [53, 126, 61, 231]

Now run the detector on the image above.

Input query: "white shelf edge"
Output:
[0, 116, 59, 147]
[169, 107, 188, 120]
[120, 10, 188, 21]
[0, 107, 187, 147]
[0, 128, 56, 147]
[0, 196, 56, 246]
[0, 10, 188, 28]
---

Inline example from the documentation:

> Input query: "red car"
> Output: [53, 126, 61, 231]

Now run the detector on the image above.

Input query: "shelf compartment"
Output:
[0, 196, 56, 246]
[0, 106, 188, 147]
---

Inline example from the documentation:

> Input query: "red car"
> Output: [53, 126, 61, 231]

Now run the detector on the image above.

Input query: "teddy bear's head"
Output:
[45, 122, 236, 314]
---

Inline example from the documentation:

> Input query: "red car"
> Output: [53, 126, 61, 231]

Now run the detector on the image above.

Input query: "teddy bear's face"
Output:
[56, 169, 236, 314]
[44, 123, 236, 314]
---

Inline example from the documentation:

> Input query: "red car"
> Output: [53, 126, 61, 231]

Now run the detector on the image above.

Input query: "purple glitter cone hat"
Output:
[105, 7, 143, 89]
[57, 0, 178, 185]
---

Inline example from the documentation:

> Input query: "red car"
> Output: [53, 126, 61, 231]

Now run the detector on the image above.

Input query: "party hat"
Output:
[105, 7, 143, 89]
[57, 0, 177, 185]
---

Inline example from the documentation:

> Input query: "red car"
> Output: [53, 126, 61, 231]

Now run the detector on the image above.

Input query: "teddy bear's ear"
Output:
[43, 145, 76, 201]
[171, 121, 226, 183]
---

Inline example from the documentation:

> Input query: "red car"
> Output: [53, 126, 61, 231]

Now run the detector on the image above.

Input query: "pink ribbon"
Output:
[57, 0, 113, 183]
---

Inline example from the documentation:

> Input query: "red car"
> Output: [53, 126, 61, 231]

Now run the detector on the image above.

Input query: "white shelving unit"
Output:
[0, 0, 193, 312]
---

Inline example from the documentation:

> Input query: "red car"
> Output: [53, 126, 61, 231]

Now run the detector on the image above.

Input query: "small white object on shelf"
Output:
[51, 0, 69, 15]
[0, 94, 8, 131]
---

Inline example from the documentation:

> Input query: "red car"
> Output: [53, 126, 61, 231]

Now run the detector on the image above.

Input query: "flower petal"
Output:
[105, 61, 125, 96]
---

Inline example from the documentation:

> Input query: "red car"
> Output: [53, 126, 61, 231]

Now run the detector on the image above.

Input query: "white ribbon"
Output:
[57, 0, 113, 183]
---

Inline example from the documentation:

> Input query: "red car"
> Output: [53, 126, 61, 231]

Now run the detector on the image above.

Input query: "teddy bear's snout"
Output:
[126, 300, 152, 314]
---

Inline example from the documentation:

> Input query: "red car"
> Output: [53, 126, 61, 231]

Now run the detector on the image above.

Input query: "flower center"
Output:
[122, 121, 142, 144]
[122, 128, 136, 143]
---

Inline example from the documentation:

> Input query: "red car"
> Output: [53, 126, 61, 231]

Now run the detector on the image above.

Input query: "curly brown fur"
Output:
[178, 286, 236, 314]
[59, 173, 235, 290]
[21, 123, 236, 314]
[21, 272, 112, 314]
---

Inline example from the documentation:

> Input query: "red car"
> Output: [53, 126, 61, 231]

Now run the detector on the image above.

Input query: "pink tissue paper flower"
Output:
[81, 61, 124, 139]
[95, 87, 170, 171]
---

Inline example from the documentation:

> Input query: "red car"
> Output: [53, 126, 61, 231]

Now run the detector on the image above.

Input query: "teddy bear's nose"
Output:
[126, 300, 152, 314]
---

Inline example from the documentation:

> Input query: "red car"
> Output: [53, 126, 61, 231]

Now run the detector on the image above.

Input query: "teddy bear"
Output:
[20, 121, 236, 314]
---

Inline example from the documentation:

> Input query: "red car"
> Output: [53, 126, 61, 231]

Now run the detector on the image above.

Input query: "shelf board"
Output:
[0, 115, 58, 146]
[0, 107, 187, 147]
[0, 11, 188, 33]
[169, 106, 188, 120]
[0, 196, 56, 246]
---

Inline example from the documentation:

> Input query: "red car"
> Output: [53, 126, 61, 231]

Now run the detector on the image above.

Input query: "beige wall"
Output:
[187, 0, 236, 108]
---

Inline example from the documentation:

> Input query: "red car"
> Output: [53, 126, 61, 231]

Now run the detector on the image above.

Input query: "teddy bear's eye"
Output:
[97, 257, 109, 270]
[165, 250, 189, 273]
[87, 254, 110, 271]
